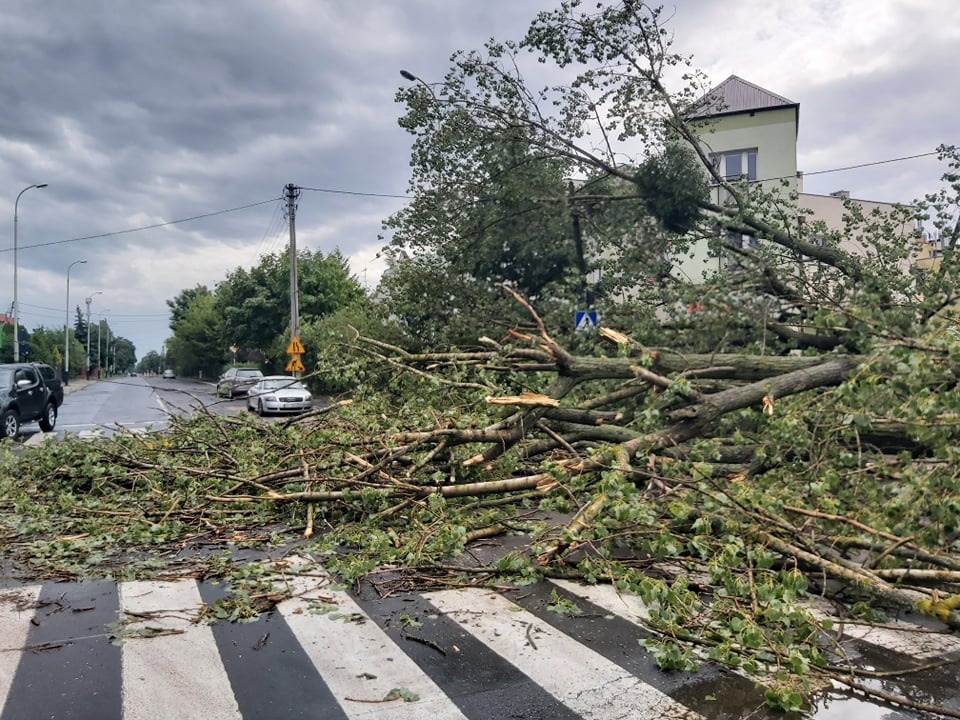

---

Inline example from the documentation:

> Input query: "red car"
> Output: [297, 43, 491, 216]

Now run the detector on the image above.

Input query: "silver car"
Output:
[246, 376, 313, 416]
[216, 367, 263, 398]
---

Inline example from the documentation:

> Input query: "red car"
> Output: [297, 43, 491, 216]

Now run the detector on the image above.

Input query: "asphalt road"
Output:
[22, 374, 244, 444]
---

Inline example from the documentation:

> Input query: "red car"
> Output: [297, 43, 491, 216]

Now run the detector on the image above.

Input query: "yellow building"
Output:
[681, 75, 925, 280]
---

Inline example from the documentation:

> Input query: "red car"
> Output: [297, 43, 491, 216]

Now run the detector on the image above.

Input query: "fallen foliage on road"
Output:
[3, 303, 960, 714]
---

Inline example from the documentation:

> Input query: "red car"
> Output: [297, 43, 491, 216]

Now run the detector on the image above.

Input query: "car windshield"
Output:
[237, 370, 261, 378]
[260, 379, 306, 391]
[0, 370, 11, 388]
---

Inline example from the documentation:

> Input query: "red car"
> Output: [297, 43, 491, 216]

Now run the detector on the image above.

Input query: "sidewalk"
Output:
[63, 378, 94, 396]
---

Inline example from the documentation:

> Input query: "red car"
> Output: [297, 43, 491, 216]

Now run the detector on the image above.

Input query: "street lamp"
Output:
[64, 260, 87, 384]
[85, 291, 102, 379]
[13, 183, 48, 361]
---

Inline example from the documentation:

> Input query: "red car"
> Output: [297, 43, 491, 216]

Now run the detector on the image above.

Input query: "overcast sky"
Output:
[2, 1, 956, 359]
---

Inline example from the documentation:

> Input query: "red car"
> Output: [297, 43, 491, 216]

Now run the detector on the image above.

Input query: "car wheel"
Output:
[257, 399, 265, 417]
[38, 402, 57, 432]
[0, 410, 20, 439]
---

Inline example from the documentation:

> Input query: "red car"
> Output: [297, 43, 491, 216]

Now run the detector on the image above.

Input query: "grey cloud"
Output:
[0, 0, 954, 358]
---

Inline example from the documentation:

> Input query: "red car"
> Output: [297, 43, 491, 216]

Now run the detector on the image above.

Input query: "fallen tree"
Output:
[5, 288, 960, 712]
[7, 0, 960, 710]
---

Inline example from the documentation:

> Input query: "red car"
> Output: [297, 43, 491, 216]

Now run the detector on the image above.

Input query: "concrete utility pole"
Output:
[85, 298, 92, 378]
[286, 183, 300, 341]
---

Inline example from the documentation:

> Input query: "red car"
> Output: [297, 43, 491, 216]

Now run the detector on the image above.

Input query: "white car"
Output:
[246, 376, 313, 416]
[162, 369, 175, 379]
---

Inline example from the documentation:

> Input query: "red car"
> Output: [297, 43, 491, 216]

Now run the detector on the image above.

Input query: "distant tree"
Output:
[23, 326, 64, 368]
[211, 248, 365, 372]
[168, 285, 212, 326]
[112, 337, 137, 373]
[73, 306, 90, 364]
[165, 288, 221, 378]
[136, 350, 162, 375]
[0, 324, 11, 363]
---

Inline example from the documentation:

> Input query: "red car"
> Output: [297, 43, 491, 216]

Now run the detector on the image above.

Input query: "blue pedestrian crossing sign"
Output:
[575, 309, 598, 332]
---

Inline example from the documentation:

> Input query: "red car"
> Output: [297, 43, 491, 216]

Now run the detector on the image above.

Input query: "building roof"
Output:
[688, 75, 798, 119]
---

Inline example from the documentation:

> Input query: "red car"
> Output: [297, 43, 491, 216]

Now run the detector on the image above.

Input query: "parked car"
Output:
[0, 362, 64, 438]
[216, 367, 264, 398]
[246, 376, 312, 416]
[162, 369, 176, 379]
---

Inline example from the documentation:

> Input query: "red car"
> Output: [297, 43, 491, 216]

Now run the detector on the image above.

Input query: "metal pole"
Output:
[13, 183, 48, 362]
[85, 298, 91, 376]
[64, 260, 87, 384]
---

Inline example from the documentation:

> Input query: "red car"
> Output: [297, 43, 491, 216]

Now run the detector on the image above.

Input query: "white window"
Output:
[727, 230, 757, 251]
[711, 149, 758, 182]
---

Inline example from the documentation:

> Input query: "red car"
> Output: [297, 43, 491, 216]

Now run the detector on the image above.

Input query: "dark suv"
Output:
[0, 363, 64, 438]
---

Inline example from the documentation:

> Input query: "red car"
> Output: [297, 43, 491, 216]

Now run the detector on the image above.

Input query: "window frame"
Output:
[710, 148, 758, 182]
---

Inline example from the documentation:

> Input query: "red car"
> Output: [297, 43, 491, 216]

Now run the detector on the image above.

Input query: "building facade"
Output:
[682, 75, 922, 281]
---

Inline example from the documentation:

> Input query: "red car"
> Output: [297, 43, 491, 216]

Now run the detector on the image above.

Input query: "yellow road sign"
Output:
[285, 356, 305, 373]
[286, 336, 305, 354]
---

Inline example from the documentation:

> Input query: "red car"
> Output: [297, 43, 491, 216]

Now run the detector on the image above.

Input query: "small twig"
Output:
[824, 670, 960, 719]
[525, 622, 538, 650]
[782, 505, 909, 544]
[158, 495, 181, 525]
[535, 420, 578, 454]
[344, 695, 401, 704]
[402, 632, 446, 655]
[865, 534, 917, 570]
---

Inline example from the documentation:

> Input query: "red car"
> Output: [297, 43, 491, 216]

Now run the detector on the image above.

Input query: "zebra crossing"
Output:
[2, 567, 958, 720]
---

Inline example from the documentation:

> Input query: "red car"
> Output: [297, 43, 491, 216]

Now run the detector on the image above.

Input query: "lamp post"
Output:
[85, 291, 102, 379]
[64, 260, 87, 384]
[13, 183, 48, 361]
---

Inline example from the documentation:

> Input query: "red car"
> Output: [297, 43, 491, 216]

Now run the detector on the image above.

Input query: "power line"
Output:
[20, 302, 168, 318]
[723, 150, 942, 187]
[800, 150, 940, 178]
[254, 199, 287, 261]
[0, 197, 283, 254]
[297, 186, 412, 199]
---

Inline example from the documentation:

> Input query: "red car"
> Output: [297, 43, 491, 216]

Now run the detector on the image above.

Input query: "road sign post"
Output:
[285, 336, 305, 374]
[575, 309, 598, 332]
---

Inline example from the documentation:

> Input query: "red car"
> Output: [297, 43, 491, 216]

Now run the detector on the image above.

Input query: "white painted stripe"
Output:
[278, 573, 468, 720]
[552, 578, 960, 662]
[0, 586, 42, 712]
[424, 588, 703, 720]
[806, 608, 960, 660]
[119, 580, 241, 720]
[550, 578, 653, 623]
